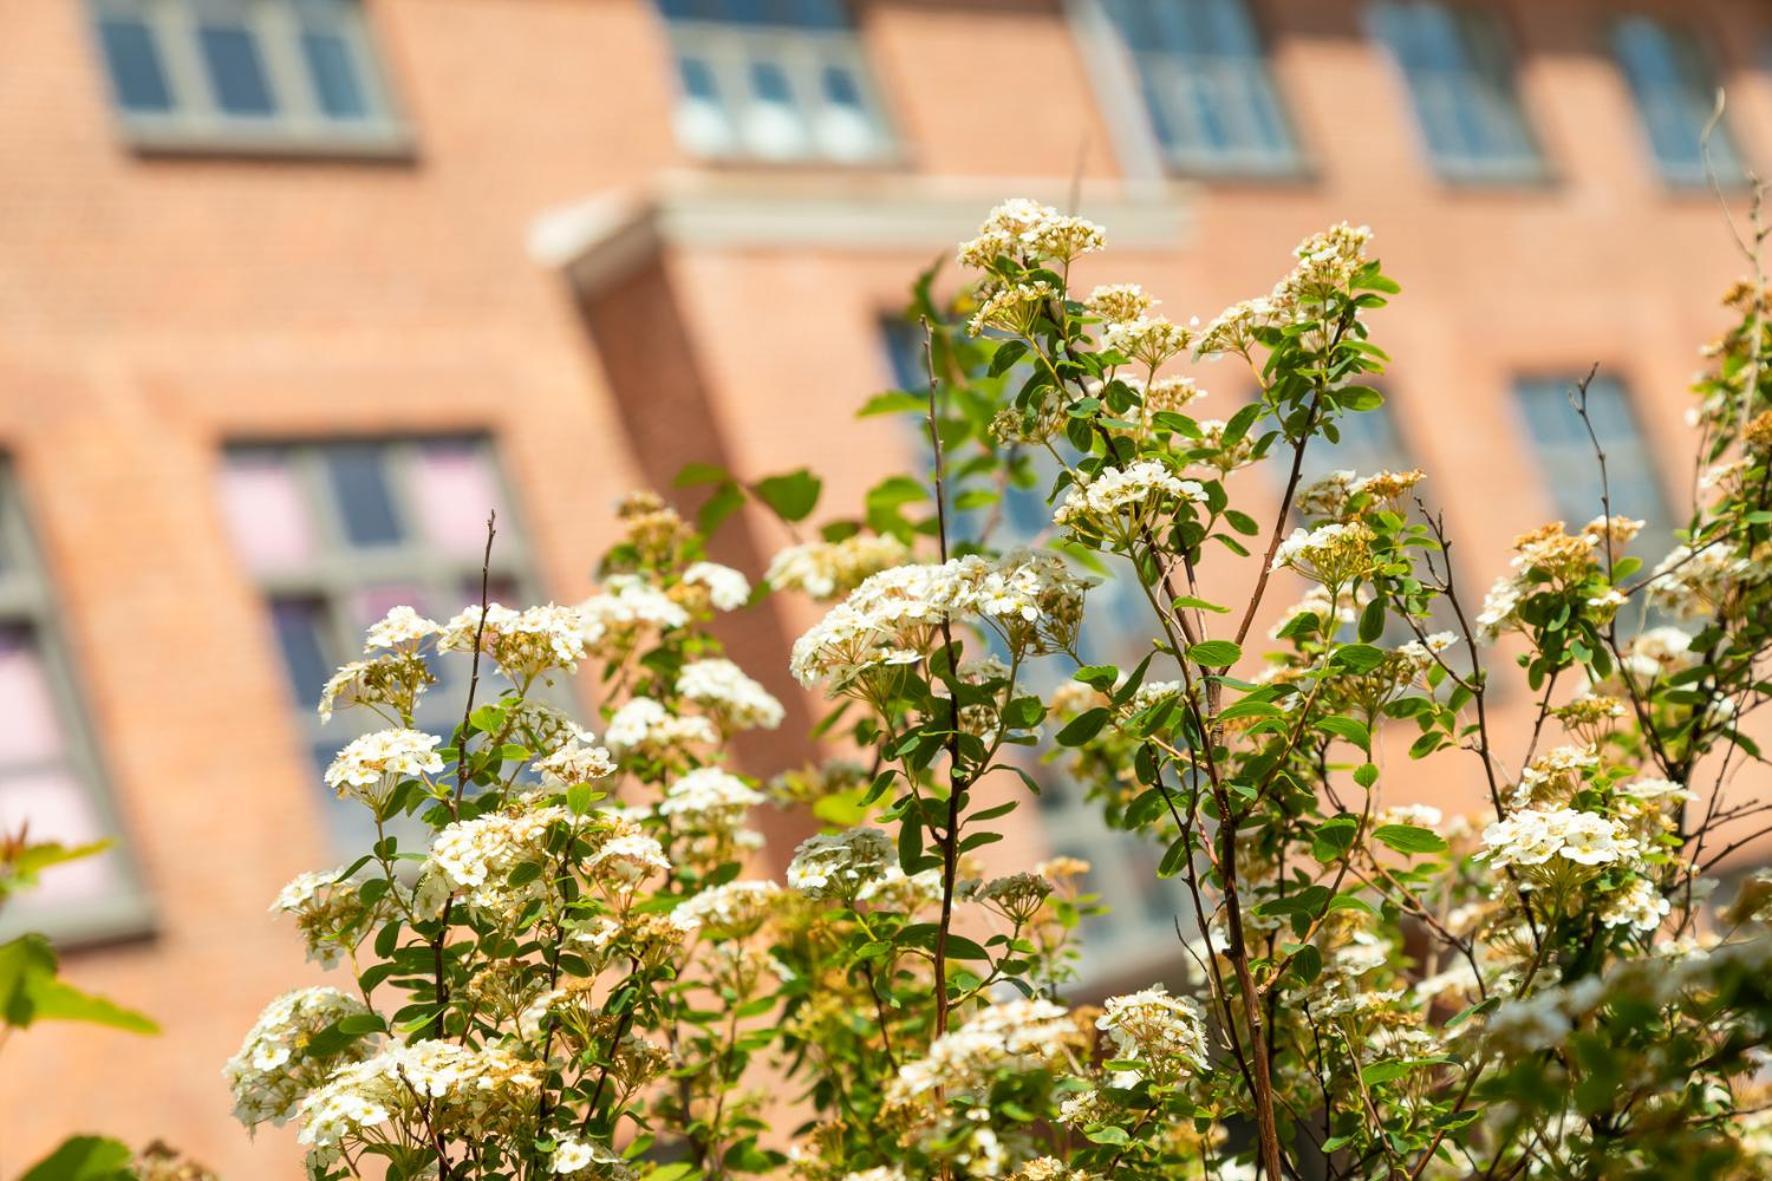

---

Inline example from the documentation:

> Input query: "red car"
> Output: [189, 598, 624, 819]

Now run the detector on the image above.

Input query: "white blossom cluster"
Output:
[323, 728, 445, 802]
[535, 733, 617, 786]
[955, 198, 1105, 272]
[603, 697, 719, 756]
[1269, 522, 1376, 585]
[224, 987, 375, 1129]
[1480, 807, 1640, 872]
[1053, 460, 1205, 535]
[673, 878, 781, 939]
[425, 805, 575, 913]
[675, 657, 785, 731]
[1096, 985, 1209, 1085]
[681, 561, 751, 611]
[1195, 223, 1373, 354]
[1647, 544, 1749, 621]
[271, 868, 371, 967]
[296, 1039, 541, 1159]
[785, 827, 894, 900]
[658, 767, 765, 829]
[438, 603, 592, 680]
[549, 1137, 633, 1179]
[766, 533, 910, 600]
[887, 998, 1082, 1105]
[789, 551, 1090, 692]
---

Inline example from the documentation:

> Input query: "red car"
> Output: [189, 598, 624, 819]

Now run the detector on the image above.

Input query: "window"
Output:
[1514, 375, 1676, 573]
[1297, 399, 1414, 490]
[217, 438, 534, 851]
[1613, 17, 1742, 187]
[1367, 1, 1543, 182]
[881, 323, 1192, 983]
[0, 464, 150, 942]
[657, 0, 894, 163]
[1098, 0, 1301, 175]
[86, 0, 406, 153]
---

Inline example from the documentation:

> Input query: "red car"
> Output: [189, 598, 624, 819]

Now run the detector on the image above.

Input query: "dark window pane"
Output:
[271, 598, 335, 706]
[750, 60, 794, 104]
[98, 16, 174, 113]
[680, 55, 720, 100]
[821, 65, 861, 108]
[199, 23, 276, 116]
[323, 445, 403, 546]
[301, 30, 369, 119]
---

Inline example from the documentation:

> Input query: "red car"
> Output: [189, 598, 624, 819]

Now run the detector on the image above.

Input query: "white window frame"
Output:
[660, 8, 898, 164]
[86, 0, 411, 156]
[0, 462, 153, 945]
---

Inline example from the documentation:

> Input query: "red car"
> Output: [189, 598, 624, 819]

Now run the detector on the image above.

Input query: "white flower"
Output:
[675, 658, 784, 731]
[550, 1138, 631, 1179]
[425, 806, 578, 912]
[585, 833, 671, 883]
[364, 605, 440, 650]
[603, 698, 719, 755]
[674, 879, 781, 938]
[1102, 316, 1192, 368]
[683, 561, 751, 611]
[225, 988, 375, 1129]
[888, 998, 1079, 1103]
[786, 827, 893, 900]
[1270, 522, 1375, 584]
[1096, 985, 1208, 1083]
[578, 580, 690, 648]
[658, 767, 764, 827]
[323, 729, 444, 800]
[437, 603, 591, 678]
[1053, 460, 1204, 534]
[766, 534, 910, 600]
[535, 735, 617, 785]
[1480, 808, 1639, 872]
[1601, 877, 1670, 931]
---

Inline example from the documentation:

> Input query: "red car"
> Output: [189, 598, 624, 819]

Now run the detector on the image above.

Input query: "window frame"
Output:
[85, 0, 412, 158]
[1609, 13, 1746, 189]
[655, 0, 900, 166]
[1365, 0, 1549, 186]
[219, 436, 542, 854]
[0, 462, 153, 946]
[1081, 0, 1308, 180]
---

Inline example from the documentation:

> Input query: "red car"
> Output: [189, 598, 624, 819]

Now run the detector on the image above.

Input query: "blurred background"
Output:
[0, 0, 1767, 1173]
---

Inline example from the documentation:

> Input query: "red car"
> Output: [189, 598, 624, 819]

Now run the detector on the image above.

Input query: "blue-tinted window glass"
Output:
[1613, 17, 1741, 185]
[323, 445, 404, 546]
[822, 65, 862, 108]
[301, 29, 368, 119]
[199, 22, 276, 116]
[1368, 1, 1541, 180]
[680, 56, 720, 100]
[1515, 376, 1674, 558]
[270, 597, 334, 705]
[750, 60, 794, 104]
[1102, 0, 1298, 173]
[97, 16, 174, 113]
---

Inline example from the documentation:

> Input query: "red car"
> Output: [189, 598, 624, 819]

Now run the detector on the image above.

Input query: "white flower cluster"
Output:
[1647, 544, 1748, 621]
[1053, 460, 1205, 535]
[366, 605, 440, 650]
[766, 533, 910, 600]
[224, 987, 375, 1129]
[1102, 316, 1193, 370]
[578, 577, 691, 648]
[786, 827, 893, 900]
[535, 734, 617, 786]
[297, 1039, 541, 1157]
[426, 805, 575, 911]
[955, 198, 1106, 271]
[550, 1137, 633, 1179]
[674, 879, 781, 938]
[1085, 283, 1153, 323]
[888, 998, 1081, 1104]
[1599, 876, 1671, 931]
[1480, 807, 1640, 871]
[675, 658, 785, 731]
[790, 551, 1090, 691]
[682, 561, 751, 611]
[438, 602, 591, 679]
[658, 767, 765, 829]
[1622, 625, 1698, 680]
[1096, 985, 1209, 1085]
[1196, 223, 1373, 354]
[1270, 522, 1375, 585]
[323, 728, 444, 801]
[603, 697, 719, 756]
[271, 868, 371, 967]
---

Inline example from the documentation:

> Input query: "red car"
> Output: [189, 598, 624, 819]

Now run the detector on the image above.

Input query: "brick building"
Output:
[0, 0, 1766, 1173]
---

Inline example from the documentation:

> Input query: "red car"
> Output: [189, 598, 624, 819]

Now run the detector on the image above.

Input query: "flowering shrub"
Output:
[229, 198, 1772, 1181]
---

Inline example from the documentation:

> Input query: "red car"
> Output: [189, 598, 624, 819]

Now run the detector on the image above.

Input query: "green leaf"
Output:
[1055, 708, 1112, 747]
[1373, 824, 1449, 856]
[753, 469, 822, 523]
[1189, 640, 1242, 667]
[1331, 644, 1388, 673]
[20, 1136, 136, 1181]
[1315, 715, 1370, 750]
[673, 461, 730, 488]
[0, 935, 158, 1035]
[697, 481, 745, 534]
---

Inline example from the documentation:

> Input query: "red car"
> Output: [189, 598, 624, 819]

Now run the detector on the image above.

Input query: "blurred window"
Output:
[84, 0, 406, 153]
[1514, 375, 1677, 580]
[1612, 16, 1742, 187]
[1099, 0, 1302, 175]
[656, 0, 895, 163]
[217, 438, 533, 853]
[1296, 399, 1413, 489]
[0, 463, 151, 944]
[1367, 1, 1544, 183]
